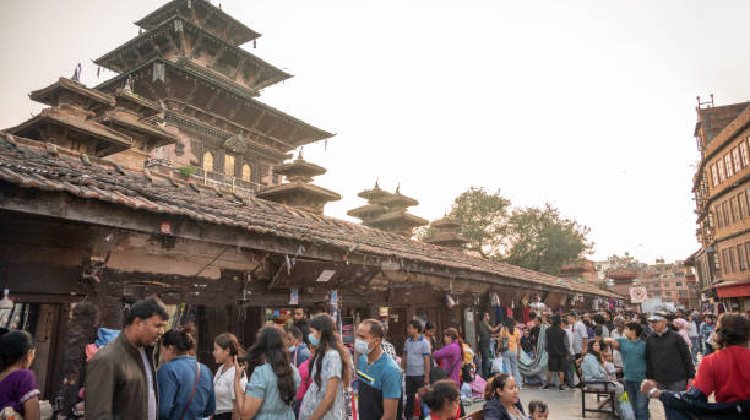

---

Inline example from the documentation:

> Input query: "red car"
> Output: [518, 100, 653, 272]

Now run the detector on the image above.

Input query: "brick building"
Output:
[692, 98, 750, 313]
[638, 260, 700, 310]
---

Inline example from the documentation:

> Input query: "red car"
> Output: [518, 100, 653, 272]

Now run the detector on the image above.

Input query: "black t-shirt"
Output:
[478, 322, 491, 347]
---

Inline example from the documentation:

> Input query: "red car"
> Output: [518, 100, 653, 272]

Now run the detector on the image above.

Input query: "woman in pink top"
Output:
[294, 346, 315, 417]
[433, 328, 464, 386]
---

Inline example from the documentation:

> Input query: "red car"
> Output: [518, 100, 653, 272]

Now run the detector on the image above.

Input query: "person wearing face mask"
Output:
[284, 326, 310, 368]
[355, 319, 402, 420]
[299, 314, 352, 420]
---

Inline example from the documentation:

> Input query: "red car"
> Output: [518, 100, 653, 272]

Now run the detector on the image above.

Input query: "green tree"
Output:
[420, 187, 592, 275]
[448, 187, 511, 259]
[502, 203, 593, 275]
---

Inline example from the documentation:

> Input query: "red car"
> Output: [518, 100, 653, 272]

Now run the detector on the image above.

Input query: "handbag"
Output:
[179, 361, 202, 420]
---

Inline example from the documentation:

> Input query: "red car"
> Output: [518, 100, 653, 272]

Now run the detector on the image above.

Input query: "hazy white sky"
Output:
[3, 0, 750, 264]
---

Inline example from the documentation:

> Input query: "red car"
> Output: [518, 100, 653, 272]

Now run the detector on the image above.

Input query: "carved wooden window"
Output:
[242, 164, 252, 182]
[724, 154, 734, 178]
[224, 154, 236, 177]
[738, 244, 746, 271]
[710, 164, 719, 187]
[202, 151, 214, 172]
[738, 192, 747, 219]
[741, 141, 750, 167]
[717, 159, 726, 182]
[732, 147, 742, 172]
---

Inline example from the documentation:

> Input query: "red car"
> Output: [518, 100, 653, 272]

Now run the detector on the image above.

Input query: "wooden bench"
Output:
[581, 381, 617, 417]
[459, 409, 484, 420]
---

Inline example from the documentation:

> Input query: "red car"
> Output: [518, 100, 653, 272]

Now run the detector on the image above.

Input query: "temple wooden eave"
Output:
[96, 58, 333, 147]
[95, 15, 290, 92]
[29, 77, 115, 109]
[134, 0, 260, 46]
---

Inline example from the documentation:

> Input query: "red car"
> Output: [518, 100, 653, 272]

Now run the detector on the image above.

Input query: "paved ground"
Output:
[466, 387, 666, 419]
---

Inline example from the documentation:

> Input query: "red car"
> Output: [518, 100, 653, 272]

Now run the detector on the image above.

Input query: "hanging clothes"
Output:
[521, 307, 531, 324]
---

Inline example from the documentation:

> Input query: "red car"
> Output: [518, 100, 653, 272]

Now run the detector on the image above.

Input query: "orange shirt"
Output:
[500, 327, 520, 352]
[693, 345, 750, 403]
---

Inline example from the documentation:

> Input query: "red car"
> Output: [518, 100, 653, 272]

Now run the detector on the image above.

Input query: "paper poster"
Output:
[289, 288, 299, 305]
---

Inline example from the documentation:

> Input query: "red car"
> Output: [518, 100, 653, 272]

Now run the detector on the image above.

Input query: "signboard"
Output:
[316, 270, 336, 282]
[629, 287, 648, 304]
[289, 288, 299, 305]
[379, 307, 389, 317]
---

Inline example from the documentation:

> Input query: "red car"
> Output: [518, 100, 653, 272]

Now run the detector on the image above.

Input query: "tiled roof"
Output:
[0, 133, 619, 298]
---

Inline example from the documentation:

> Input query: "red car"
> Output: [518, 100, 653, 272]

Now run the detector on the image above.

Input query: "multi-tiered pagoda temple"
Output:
[348, 181, 428, 236]
[9, 0, 333, 198]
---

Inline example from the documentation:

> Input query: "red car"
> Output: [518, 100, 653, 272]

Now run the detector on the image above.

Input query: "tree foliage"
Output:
[431, 187, 592, 275]
[502, 204, 593, 275]
[450, 187, 510, 259]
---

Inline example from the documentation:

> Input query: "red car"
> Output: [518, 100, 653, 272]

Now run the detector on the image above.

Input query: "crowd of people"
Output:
[0, 297, 749, 420]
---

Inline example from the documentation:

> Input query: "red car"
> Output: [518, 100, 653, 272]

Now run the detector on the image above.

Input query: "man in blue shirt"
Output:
[403, 320, 430, 419]
[356, 319, 402, 420]
[606, 321, 648, 420]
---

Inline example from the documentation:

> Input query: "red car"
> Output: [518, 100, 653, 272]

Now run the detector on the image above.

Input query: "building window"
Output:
[725, 154, 735, 177]
[742, 141, 750, 167]
[223, 154, 236, 177]
[730, 197, 739, 223]
[738, 244, 747, 271]
[730, 247, 737, 272]
[746, 243, 750, 271]
[714, 205, 723, 228]
[723, 201, 730, 226]
[242, 164, 252, 182]
[733, 147, 742, 172]
[202, 151, 214, 172]
[675, 281, 682, 287]
[721, 249, 729, 274]
[711, 164, 719, 187]
[718, 159, 726, 182]
[739, 192, 747, 219]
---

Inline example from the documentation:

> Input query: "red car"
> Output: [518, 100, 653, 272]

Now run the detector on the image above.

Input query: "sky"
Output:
[3, 0, 750, 265]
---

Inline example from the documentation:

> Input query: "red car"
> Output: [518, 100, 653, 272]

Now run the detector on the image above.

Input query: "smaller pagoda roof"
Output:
[256, 181, 341, 202]
[347, 203, 388, 218]
[377, 192, 419, 207]
[370, 211, 428, 228]
[8, 108, 133, 156]
[135, 0, 260, 46]
[97, 110, 177, 148]
[357, 183, 393, 201]
[424, 231, 469, 246]
[29, 77, 114, 108]
[273, 158, 326, 178]
[432, 216, 462, 229]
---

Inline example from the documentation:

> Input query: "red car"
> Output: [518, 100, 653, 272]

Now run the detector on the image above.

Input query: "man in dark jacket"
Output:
[86, 298, 168, 420]
[645, 314, 695, 391]
[543, 315, 569, 390]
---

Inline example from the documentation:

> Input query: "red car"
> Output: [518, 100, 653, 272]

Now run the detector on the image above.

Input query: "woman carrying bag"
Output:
[157, 328, 216, 420]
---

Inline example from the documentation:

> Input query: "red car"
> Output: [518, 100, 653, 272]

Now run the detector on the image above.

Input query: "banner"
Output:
[629, 287, 648, 303]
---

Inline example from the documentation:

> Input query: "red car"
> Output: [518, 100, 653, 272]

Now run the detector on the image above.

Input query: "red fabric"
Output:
[693, 346, 750, 403]
[522, 307, 530, 324]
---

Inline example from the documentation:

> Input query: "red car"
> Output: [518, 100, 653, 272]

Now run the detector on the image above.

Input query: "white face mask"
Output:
[355, 338, 372, 354]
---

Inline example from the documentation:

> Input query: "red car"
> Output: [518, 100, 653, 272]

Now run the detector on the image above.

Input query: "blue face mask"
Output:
[308, 333, 320, 347]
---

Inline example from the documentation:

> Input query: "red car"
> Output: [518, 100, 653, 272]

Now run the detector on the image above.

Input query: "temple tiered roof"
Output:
[256, 152, 340, 215]
[349, 182, 428, 236]
[424, 216, 469, 249]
